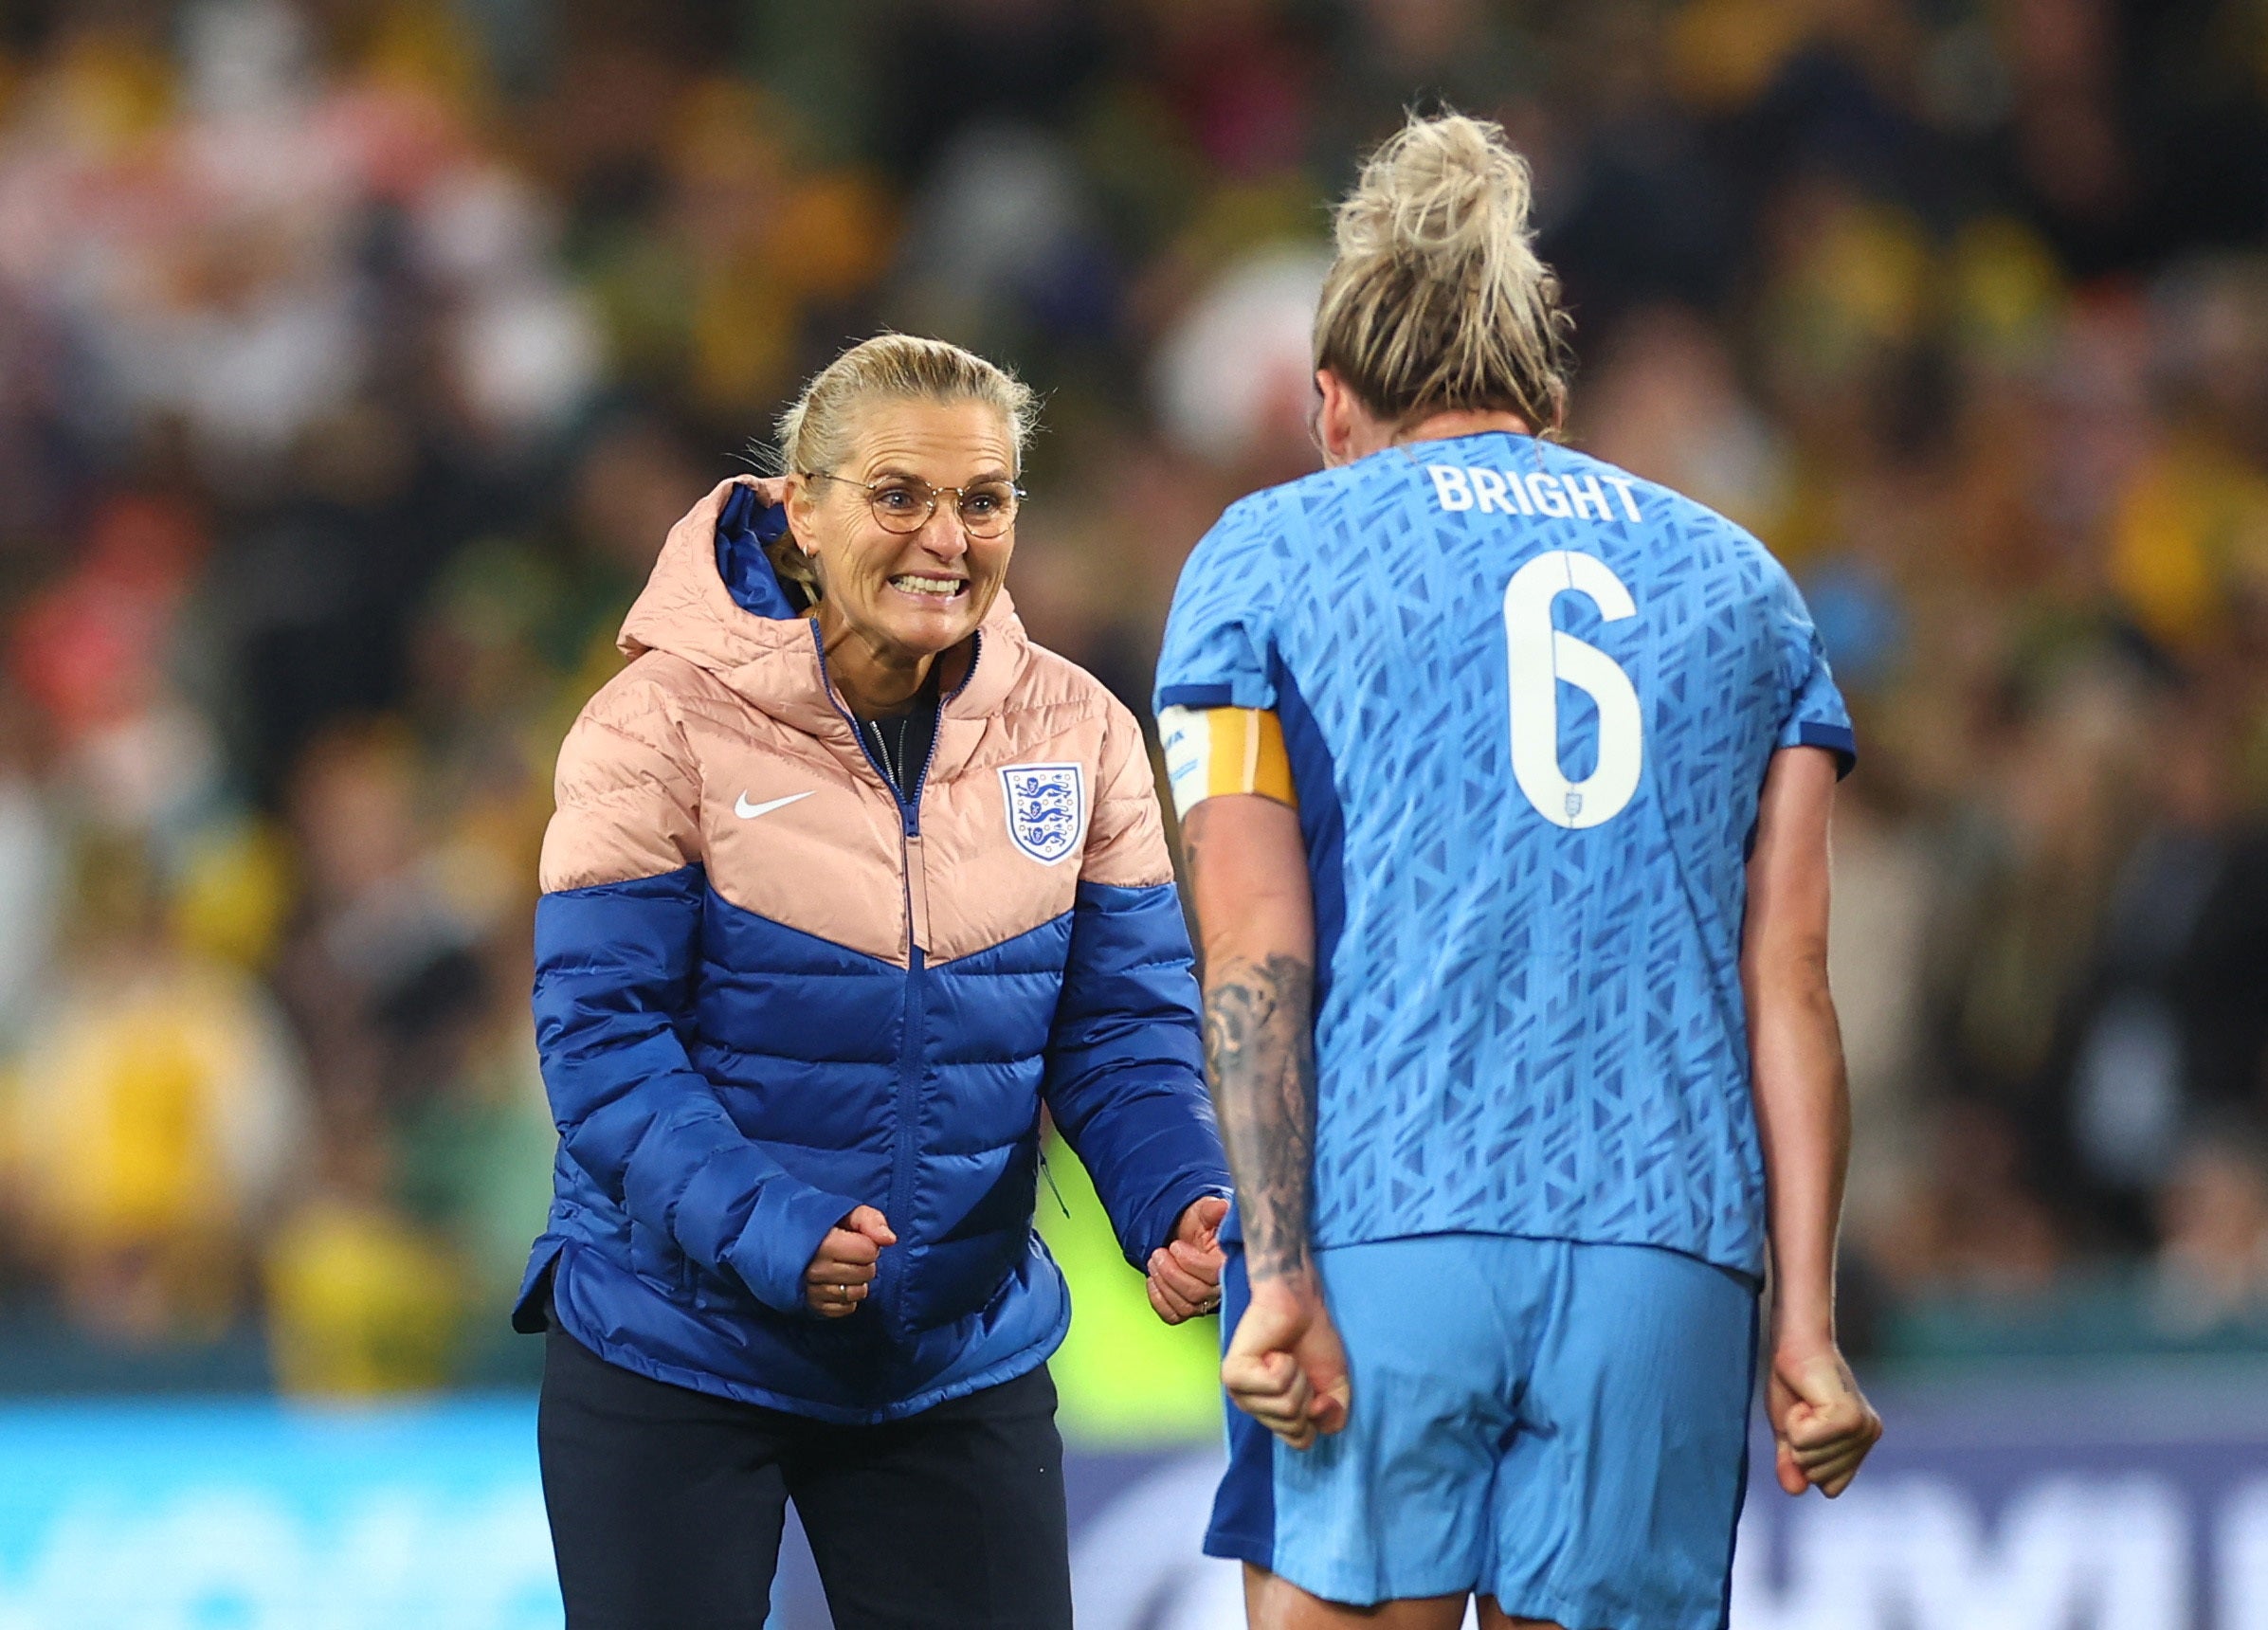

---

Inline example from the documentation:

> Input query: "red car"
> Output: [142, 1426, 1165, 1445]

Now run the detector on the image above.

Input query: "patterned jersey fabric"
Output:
[1153, 432, 1853, 1276]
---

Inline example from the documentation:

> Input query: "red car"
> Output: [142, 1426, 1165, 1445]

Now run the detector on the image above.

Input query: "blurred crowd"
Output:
[0, 0, 2262, 1400]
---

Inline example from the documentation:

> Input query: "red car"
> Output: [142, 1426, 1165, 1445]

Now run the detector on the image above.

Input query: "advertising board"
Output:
[2, 1365, 2264, 1628]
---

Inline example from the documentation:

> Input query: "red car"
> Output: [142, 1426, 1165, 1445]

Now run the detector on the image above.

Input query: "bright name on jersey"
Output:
[1425, 462, 1644, 522]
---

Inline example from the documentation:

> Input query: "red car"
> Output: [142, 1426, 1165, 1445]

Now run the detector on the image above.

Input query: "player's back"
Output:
[1154, 430, 1851, 1277]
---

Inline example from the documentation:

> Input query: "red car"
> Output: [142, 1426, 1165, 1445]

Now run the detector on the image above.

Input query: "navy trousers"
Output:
[537, 1320, 1073, 1629]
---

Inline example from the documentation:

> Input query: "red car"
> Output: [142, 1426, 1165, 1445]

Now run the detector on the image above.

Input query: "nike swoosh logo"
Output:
[734, 790, 814, 821]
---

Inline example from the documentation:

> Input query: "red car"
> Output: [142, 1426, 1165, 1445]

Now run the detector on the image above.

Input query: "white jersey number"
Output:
[1503, 552, 1643, 828]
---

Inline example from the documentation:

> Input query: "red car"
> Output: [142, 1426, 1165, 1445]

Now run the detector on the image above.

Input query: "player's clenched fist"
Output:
[1147, 1195, 1229, 1324]
[805, 1204, 897, 1318]
[1222, 1276, 1351, 1451]
[1768, 1339, 1882, 1497]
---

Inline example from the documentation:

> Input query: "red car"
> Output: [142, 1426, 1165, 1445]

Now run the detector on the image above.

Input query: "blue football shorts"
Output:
[1204, 1233, 1759, 1628]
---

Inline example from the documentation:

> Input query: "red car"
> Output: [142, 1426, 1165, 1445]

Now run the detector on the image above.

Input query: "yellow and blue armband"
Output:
[1157, 706, 1297, 821]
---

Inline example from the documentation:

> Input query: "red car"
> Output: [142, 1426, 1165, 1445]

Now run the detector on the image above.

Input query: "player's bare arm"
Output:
[1744, 744, 1883, 1498]
[1205, 949, 1315, 1283]
[1182, 792, 1351, 1450]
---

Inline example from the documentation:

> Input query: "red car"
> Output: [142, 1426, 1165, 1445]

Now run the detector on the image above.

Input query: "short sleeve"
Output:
[1152, 495, 1287, 715]
[1769, 571, 1857, 778]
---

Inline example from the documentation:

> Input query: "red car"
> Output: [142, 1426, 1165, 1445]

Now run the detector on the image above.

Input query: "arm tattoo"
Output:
[1204, 952, 1316, 1284]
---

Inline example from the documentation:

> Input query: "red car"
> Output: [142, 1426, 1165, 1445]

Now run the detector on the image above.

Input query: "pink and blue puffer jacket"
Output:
[515, 478, 1229, 1422]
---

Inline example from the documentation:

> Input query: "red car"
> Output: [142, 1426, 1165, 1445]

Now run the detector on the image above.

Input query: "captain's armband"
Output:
[1157, 706, 1297, 822]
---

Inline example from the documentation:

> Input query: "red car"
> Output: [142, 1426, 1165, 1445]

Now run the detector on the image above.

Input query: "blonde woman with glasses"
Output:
[519, 334, 1231, 1628]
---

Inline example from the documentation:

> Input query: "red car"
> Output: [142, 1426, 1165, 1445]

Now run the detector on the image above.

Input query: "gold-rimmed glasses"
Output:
[804, 470, 1025, 539]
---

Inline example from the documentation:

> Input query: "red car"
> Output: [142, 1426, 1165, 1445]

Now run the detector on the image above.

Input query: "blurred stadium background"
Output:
[0, 0, 2263, 1622]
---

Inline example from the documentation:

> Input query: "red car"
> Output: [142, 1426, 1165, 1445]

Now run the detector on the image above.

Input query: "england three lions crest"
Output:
[1000, 763, 1086, 865]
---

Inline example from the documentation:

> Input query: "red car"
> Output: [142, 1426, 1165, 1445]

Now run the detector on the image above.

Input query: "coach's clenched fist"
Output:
[1146, 1195, 1229, 1323]
[805, 1205, 897, 1317]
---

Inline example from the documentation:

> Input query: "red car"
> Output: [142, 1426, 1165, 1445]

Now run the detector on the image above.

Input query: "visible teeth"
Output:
[891, 575, 965, 596]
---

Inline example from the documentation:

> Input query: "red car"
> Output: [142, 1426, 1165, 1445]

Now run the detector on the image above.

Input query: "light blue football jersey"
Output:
[1153, 432, 1853, 1276]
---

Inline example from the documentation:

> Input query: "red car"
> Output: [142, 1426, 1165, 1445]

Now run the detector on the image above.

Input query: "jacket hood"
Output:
[618, 477, 1027, 722]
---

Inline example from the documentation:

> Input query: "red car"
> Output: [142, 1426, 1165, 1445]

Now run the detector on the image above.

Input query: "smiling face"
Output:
[787, 397, 1018, 674]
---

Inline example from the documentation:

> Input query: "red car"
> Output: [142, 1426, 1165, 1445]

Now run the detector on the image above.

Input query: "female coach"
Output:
[517, 334, 1231, 1628]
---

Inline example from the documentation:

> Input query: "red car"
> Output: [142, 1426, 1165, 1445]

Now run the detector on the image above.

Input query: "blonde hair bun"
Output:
[1334, 111, 1535, 262]
[1315, 111, 1571, 433]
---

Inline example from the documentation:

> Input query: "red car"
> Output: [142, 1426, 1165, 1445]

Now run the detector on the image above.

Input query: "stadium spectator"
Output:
[2150, 1128, 2268, 1339]
[8, 838, 306, 1343]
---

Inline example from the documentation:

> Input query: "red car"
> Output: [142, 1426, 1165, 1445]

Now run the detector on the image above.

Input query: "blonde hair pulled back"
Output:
[1315, 111, 1572, 435]
[767, 333, 1038, 602]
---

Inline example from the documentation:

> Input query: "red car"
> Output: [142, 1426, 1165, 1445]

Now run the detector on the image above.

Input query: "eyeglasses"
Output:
[803, 471, 1025, 539]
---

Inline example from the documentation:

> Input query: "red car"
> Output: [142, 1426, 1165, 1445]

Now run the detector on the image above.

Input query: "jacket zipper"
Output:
[807, 623, 981, 1317]
[806, 621, 981, 832]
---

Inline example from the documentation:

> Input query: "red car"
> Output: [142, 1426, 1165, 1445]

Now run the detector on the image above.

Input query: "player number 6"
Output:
[1503, 551, 1643, 830]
